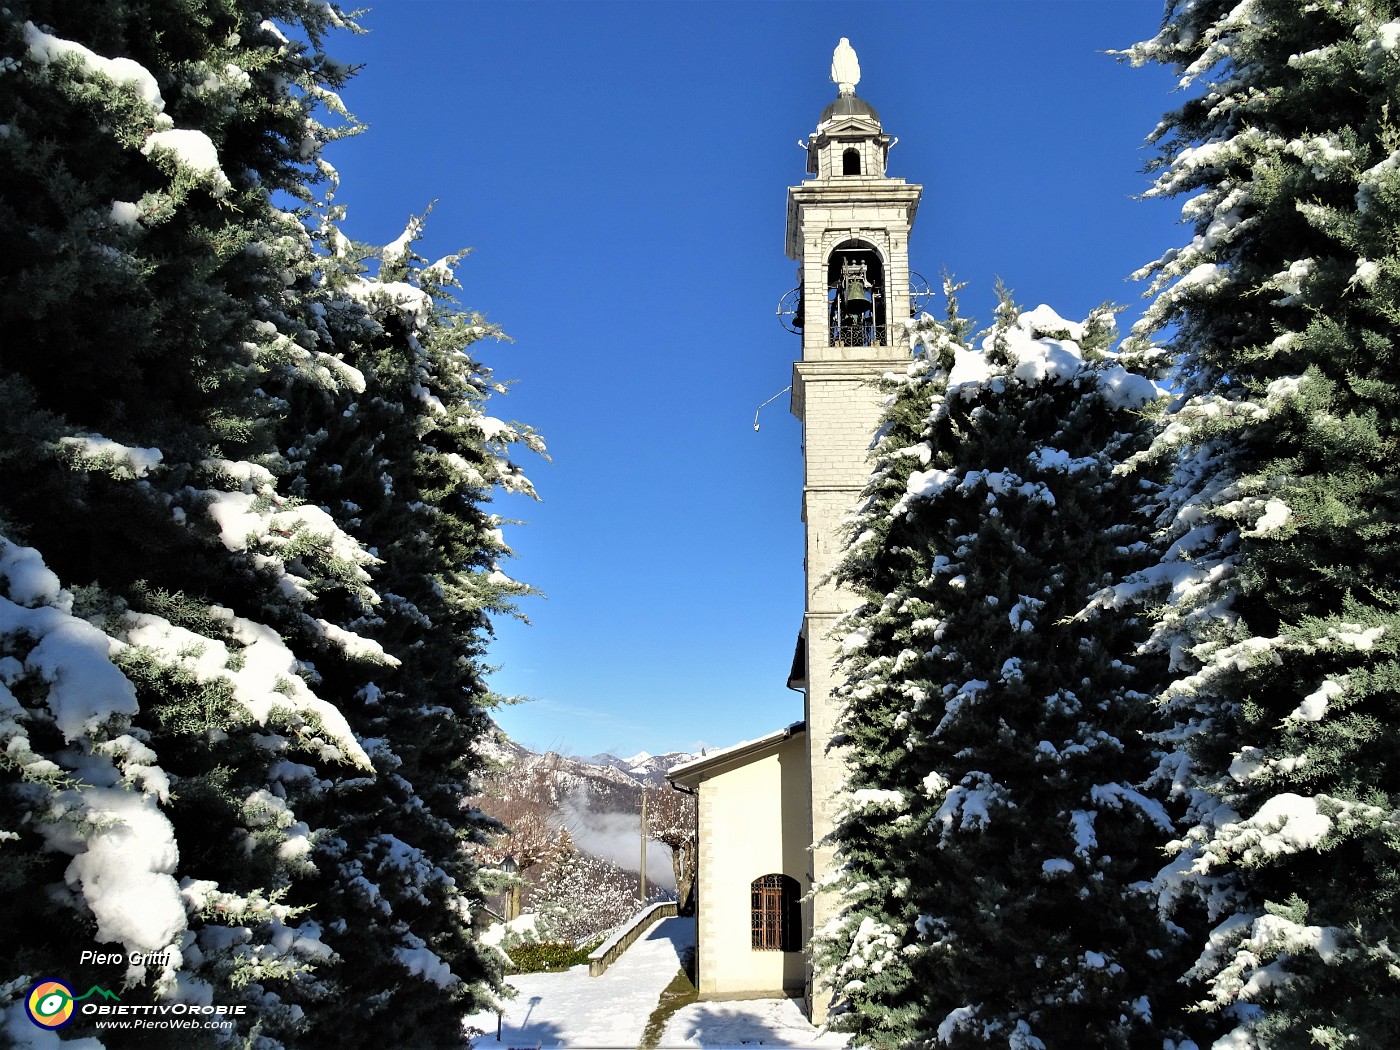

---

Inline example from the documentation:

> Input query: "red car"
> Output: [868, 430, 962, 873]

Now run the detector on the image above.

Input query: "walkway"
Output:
[463, 917, 847, 1048]
[464, 916, 695, 1048]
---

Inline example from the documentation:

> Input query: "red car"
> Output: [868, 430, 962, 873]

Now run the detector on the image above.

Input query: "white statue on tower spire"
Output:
[831, 37, 860, 97]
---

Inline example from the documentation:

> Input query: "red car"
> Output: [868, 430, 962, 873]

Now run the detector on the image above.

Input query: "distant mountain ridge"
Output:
[582, 749, 699, 788]
[475, 735, 699, 789]
[473, 733, 699, 811]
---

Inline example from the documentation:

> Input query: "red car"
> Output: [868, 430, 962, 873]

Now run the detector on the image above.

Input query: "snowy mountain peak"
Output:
[567, 748, 700, 787]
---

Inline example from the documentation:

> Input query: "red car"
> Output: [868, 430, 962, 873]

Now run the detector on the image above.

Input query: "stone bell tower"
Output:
[786, 38, 921, 1021]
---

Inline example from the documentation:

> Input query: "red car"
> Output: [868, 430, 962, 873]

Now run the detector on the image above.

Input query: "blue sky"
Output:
[326, 1, 1183, 759]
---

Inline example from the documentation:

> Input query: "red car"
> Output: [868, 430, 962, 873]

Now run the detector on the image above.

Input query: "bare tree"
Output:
[466, 788, 573, 875]
[646, 786, 697, 915]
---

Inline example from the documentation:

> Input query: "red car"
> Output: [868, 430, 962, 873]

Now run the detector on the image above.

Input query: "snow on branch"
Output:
[23, 21, 165, 111]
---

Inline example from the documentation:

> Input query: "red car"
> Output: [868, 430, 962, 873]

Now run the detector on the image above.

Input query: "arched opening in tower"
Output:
[841, 148, 861, 176]
[827, 241, 886, 347]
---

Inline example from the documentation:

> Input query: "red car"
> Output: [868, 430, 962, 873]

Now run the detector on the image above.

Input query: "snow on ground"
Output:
[464, 916, 693, 1048]
[463, 916, 847, 1048]
[661, 997, 850, 1048]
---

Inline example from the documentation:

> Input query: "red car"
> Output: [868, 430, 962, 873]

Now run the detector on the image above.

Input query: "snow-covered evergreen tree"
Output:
[1110, 3, 1400, 1045]
[264, 204, 544, 1049]
[815, 292, 1201, 1048]
[0, 3, 538, 1046]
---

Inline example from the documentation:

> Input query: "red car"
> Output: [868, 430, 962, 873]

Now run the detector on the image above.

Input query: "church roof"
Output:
[667, 720, 805, 785]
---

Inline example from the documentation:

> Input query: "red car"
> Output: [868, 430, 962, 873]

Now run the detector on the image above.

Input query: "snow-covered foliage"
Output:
[1113, 2, 1400, 1045]
[645, 783, 698, 914]
[0, 2, 540, 1046]
[813, 291, 1209, 1047]
[529, 846, 663, 947]
[466, 747, 692, 945]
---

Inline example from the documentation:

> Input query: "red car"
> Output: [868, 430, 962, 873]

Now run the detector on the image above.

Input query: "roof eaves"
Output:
[668, 720, 806, 784]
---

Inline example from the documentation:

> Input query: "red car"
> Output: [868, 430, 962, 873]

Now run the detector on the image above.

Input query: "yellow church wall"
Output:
[689, 730, 810, 998]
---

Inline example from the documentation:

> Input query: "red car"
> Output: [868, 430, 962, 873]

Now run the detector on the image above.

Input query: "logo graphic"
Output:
[24, 979, 120, 1030]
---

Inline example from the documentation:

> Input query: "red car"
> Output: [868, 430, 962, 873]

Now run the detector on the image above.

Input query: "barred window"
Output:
[750, 873, 800, 951]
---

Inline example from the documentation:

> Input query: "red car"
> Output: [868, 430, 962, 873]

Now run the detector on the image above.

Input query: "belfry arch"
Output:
[826, 239, 886, 347]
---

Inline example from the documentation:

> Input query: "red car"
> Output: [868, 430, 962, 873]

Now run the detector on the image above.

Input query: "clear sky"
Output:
[325, 0, 1183, 759]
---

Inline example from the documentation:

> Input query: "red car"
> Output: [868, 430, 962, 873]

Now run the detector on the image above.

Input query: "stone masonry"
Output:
[787, 84, 922, 1024]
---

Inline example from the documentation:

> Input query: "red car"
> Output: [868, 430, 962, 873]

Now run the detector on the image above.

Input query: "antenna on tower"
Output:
[753, 386, 793, 432]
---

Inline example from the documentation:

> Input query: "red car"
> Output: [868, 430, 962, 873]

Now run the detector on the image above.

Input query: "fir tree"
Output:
[262, 204, 544, 1048]
[1112, 2, 1400, 1045]
[0, 4, 367, 1043]
[0, 3, 538, 1046]
[815, 291, 1201, 1048]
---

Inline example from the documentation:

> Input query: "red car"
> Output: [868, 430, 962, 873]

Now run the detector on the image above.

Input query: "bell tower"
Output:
[786, 38, 921, 1021]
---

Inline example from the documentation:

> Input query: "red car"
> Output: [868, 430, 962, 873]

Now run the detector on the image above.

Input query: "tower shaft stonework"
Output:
[786, 57, 921, 1022]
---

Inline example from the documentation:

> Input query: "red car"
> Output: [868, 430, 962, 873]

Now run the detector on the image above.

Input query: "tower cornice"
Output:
[785, 180, 922, 261]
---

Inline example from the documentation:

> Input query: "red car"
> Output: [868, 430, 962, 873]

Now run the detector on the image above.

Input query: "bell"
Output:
[793, 295, 804, 328]
[841, 278, 872, 315]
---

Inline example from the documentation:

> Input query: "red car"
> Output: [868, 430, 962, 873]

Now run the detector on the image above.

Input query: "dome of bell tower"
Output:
[818, 93, 880, 126]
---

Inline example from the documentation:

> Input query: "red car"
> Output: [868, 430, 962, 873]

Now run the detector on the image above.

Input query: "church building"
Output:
[669, 39, 923, 1023]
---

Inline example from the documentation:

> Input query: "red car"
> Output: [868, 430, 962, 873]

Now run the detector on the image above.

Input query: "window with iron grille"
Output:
[750, 873, 800, 951]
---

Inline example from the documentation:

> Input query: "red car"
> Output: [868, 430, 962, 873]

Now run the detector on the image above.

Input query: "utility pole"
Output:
[639, 790, 648, 904]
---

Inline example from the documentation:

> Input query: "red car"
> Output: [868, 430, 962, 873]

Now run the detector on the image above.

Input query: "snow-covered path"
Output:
[660, 997, 849, 1048]
[464, 916, 694, 1048]
[462, 916, 847, 1048]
